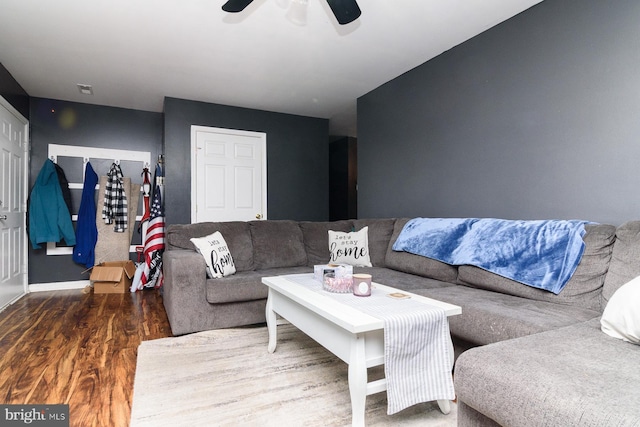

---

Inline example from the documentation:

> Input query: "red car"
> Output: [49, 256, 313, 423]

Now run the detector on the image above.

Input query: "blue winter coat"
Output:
[28, 159, 76, 249]
[73, 162, 99, 267]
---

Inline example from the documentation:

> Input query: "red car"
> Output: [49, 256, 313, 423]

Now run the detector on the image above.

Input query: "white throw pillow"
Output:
[190, 231, 236, 279]
[601, 275, 640, 344]
[328, 226, 372, 267]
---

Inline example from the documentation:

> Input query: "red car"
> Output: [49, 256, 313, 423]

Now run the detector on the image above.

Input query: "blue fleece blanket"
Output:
[392, 218, 589, 294]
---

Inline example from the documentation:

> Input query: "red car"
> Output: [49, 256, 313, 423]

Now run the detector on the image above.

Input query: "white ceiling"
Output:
[0, 0, 542, 137]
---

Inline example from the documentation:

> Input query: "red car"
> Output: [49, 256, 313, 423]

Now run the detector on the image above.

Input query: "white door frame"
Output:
[0, 95, 29, 306]
[190, 125, 267, 223]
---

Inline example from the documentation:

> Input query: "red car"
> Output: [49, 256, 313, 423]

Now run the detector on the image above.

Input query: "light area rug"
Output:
[130, 324, 457, 427]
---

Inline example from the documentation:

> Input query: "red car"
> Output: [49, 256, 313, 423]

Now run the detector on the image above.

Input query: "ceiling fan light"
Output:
[77, 84, 93, 95]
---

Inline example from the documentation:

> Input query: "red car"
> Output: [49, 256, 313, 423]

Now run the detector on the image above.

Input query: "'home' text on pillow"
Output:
[190, 231, 236, 278]
[328, 226, 372, 267]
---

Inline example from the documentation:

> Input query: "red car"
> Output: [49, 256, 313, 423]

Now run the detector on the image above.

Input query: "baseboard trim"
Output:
[29, 280, 90, 293]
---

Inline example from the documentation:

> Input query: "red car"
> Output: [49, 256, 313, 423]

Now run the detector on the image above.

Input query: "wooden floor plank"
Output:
[0, 288, 172, 426]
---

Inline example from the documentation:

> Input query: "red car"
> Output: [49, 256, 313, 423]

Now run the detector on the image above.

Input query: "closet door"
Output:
[191, 126, 267, 222]
[0, 97, 28, 309]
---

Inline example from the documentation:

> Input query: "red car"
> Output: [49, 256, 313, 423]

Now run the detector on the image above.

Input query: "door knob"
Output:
[255, 214, 262, 219]
[0, 215, 7, 220]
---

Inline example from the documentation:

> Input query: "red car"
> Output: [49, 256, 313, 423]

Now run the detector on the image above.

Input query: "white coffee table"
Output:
[262, 274, 461, 427]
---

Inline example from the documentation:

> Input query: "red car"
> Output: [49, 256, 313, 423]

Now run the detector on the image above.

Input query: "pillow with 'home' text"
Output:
[190, 231, 236, 278]
[328, 226, 372, 267]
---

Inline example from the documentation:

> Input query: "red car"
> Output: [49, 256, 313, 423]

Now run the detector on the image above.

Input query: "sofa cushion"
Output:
[456, 223, 616, 312]
[384, 218, 458, 282]
[166, 222, 254, 272]
[416, 286, 600, 345]
[328, 226, 372, 267]
[353, 218, 395, 267]
[190, 231, 236, 278]
[601, 275, 640, 344]
[353, 266, 455, 294]
[205, 266, 312, 304]
[249, 220, 307, 269]
[603, 220, 640, 304]
[300, 220, 353, 266]
[454, 318, 640, 427]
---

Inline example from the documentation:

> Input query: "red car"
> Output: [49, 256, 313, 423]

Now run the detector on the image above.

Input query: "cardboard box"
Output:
[313, 264, 353, 283]
[90, 260, 136, 294]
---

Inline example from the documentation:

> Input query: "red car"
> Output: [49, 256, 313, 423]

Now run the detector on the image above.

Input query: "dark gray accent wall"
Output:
[0, 62, 29, 119]
[29, 98, 163, 284]
[329, 137, 357, 220]
[358, 0, 640, 226]
[163, 97, 330, 225]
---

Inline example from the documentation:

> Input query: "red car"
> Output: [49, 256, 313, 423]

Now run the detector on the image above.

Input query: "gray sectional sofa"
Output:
[163, 217, 640, 426]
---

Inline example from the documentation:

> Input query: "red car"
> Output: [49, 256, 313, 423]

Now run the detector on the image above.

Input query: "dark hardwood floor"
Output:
[0, 288, 172, 427]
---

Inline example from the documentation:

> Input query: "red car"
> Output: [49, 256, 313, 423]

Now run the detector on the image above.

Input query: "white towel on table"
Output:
[383, 308, 455, 414]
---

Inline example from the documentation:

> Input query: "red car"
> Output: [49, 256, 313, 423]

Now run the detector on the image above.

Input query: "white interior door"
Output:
[0, 96, 29, 309]
[191, 126, 267, 223]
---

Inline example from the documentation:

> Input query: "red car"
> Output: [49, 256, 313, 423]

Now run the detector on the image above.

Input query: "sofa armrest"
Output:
[164, 249, 207, 289]
[162, 249, 209, 335]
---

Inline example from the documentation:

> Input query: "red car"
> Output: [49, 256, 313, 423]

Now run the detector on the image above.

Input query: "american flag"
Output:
[140, 185, 164, 288]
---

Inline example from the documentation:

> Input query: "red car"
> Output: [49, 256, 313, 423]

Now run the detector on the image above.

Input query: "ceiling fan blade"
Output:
[326, 0, 361, 25]
[222, 0, 255, 13]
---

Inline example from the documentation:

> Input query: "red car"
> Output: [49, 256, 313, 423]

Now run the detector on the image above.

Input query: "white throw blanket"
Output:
[285, 274, 455, 414]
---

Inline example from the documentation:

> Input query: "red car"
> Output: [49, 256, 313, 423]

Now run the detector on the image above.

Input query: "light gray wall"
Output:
[357, 0, 640, 226]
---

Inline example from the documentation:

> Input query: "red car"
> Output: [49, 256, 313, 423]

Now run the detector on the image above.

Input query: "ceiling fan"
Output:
[222, 0, 361, 25]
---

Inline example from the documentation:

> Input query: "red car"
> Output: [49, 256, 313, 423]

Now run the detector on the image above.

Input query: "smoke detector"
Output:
[77, 84, 93, 95]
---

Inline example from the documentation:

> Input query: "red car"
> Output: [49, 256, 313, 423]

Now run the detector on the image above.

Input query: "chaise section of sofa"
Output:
[453, 220, 640, 426]
[455, 318, 640, 427]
